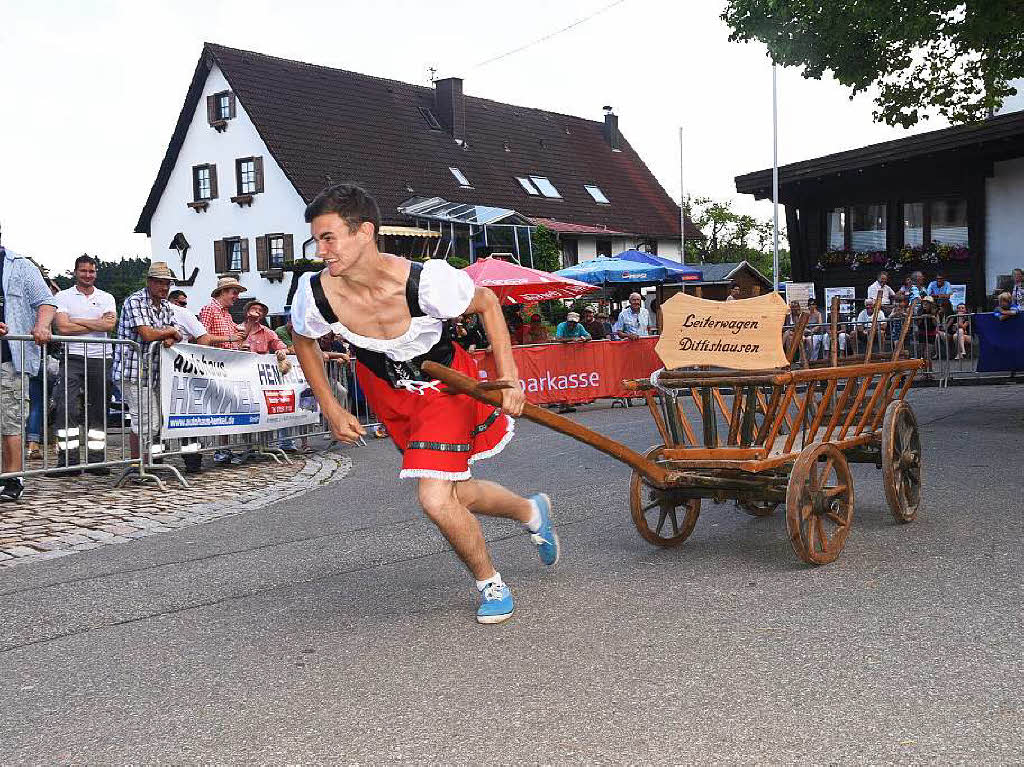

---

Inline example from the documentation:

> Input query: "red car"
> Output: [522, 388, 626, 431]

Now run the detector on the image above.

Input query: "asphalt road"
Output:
[1, 385, 1021, 764]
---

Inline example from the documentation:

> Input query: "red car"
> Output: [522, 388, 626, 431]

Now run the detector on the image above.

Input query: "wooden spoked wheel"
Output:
[785, 443, 855, 565]
[882, 400, 922, 523]
[737, 499, 780, 517]
[629, 446, 701, 548]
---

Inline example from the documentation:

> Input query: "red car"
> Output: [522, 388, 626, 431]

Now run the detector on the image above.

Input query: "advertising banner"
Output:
[948, 284, 967, 307]
[783, 281, 816, 309]
[160, 344, 320, 438]
[825, 286, 857, 318]
[471, 338, 661, 405]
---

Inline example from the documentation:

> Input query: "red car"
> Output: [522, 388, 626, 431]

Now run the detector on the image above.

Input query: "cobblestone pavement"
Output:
[0, 448, 352, 568]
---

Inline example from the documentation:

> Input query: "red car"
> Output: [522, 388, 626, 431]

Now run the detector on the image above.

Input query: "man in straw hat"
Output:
[112, 261, 182, 459]
[199, 276, 247, 350]
[291, 183, 559, 625]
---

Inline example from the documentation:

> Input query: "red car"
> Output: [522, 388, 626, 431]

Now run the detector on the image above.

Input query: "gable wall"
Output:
[149, 64, 310, 315]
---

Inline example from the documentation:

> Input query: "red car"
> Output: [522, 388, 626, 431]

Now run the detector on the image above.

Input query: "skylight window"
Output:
[418, 106, 442, 130]
[449, 166, 472, 187]
[516, 176, 539, 195]
[529, 176, 561, 199]
[584, 184, 610, 204]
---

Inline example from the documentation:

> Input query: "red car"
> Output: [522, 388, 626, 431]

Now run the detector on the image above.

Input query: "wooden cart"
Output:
[422, 298, 924, 565]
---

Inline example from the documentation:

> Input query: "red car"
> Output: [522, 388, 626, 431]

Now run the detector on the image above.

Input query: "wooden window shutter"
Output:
[283, 234, 294, 264]
[255, 235, 269, 271]
[235, 158, 242, 195]
[254, 157, 265, 193]
[192, 166, 200, 201]
[240, 238, 250, 271]
[214, 239, 227, 273]
[228, 92, 236, 118]
[208, 164, 218, 199]
[207, 94, 217, 125]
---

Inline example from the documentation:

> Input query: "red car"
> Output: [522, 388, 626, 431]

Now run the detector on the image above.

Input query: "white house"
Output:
[136, 43, 699, 318]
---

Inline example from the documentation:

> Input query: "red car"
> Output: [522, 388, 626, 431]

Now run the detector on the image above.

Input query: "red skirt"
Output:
[355, 344, 514, 481]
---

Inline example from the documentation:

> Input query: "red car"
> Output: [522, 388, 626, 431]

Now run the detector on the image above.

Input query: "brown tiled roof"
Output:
[136, 43, 700, 240]
[528, 217, 633, 236]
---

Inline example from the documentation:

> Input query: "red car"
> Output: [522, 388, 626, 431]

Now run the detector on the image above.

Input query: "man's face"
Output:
[246, 304, 267, 323]
[75, 262, 97, 289]
[221, 287, 242, 308]
[583, 310, 595, 323]
[879, 273, 888, 285]
[629, 295, 642, 311]
[312, 213, 373, 277]
[148, 278, 171, 301]
[1014, 270, 1023, 284]
[731, 287, 740, 297]
[936, 275, 946, 285]
[171, 294, 188, 308]
[865, 300, 875, 312]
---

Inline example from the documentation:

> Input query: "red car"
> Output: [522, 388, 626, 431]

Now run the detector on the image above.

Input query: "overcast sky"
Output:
[0, 0, 940, 274]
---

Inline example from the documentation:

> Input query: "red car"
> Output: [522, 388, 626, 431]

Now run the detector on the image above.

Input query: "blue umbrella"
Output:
[616, 249, 703, 282]
[553, 257, 670, 286]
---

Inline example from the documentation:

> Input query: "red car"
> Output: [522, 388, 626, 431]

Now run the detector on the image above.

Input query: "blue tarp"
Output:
[615, 250, 703, 282]
[974, 313, 1024, 372]
[553, 257, 670, 285]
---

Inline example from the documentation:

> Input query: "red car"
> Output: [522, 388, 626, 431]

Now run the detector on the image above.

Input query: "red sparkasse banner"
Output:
[470, 338, 661, 405]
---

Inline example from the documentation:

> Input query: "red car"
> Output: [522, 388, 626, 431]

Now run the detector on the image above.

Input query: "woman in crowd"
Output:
[887, 294, 910, 349]
[805, 299, 826, 360]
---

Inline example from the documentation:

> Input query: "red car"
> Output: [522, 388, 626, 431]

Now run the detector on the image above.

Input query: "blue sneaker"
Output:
[477, 580, 515, 624]
[528, 493, 560, 566]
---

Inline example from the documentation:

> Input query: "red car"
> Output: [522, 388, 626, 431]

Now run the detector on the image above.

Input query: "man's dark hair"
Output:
[304, 183, 381, 236]
[75, 254, 98, 269]
[168, 289, 186, 301]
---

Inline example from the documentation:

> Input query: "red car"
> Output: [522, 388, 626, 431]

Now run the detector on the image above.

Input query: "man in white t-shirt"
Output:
[866, 271, 896, 306]
[855, 298, 888, 351]
[52, 255, 117, 470]
[168, 290, 216, 344]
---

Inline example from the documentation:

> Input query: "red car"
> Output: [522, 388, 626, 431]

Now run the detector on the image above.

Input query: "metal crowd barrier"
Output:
[134, 343, 383, 488]
[0, 335, 144, 482]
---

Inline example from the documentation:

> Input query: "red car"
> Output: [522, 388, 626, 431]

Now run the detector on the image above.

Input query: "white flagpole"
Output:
[772, 62, 780, 293]
[679, 126, 686, 265]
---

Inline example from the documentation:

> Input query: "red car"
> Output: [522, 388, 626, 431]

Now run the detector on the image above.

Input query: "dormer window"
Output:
[449, 166, 472, 188]
[206, 91, 236, 130]
[517, 177, 539, 195]
[232, 156, 264, 205]
[529, 175, 561, 199]
[584, 184, 610, 204]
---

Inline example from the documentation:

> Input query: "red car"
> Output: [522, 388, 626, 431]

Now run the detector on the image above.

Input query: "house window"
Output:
[850, 204, 887, 251]
[206, 91, 235, 127]
[827, 207, 847, 250]
[238, 158, 257, 194]
[449, 166, 471, 187]
[584, 184, 610, 204]
[596, 238, 612, 258]
[269, 235, 286, 269]
[191, 164, 217, 201]
[903, 199, 968, 248]
[930, 199, 968, 246]
[529, 175, 561, 199]
[227, 238, 243, 271]
[517, 176, 540, 195]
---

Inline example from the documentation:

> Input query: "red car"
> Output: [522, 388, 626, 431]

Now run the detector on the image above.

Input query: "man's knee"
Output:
[417, 479, 459, 522]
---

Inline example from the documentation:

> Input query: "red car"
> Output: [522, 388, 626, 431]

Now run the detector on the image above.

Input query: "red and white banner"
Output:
[471, 338, 661, 405]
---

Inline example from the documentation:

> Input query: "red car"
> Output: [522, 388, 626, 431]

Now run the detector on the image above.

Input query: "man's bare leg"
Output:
[454, 479, 533, 524]
[417, 478, 499, 581]
[2, 435, 23, 474]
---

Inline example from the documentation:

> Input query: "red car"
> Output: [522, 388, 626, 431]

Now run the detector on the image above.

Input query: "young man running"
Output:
[291, 184, 559, 624]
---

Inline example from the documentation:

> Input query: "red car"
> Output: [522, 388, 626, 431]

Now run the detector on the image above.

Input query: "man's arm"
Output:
[293, 333, 365, 443]
[464, 286, 525, 416]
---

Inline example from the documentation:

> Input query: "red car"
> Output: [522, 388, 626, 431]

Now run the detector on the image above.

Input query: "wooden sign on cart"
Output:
[655, 291, 790, 370]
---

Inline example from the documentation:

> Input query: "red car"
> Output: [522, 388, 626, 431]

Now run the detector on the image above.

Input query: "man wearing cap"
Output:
[112, 261, 181, 459]
[199, 277, 246, 350]
[555, 311, 591, 343]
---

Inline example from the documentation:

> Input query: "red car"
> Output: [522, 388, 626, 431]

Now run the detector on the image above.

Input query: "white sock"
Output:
[476, 572, 502, 592]
[524, 499, 543, 533]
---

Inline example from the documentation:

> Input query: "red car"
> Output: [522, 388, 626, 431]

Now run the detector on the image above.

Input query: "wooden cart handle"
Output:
[421, 361, 672, 486]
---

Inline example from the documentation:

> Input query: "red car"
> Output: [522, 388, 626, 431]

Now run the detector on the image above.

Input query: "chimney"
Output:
[602, 106, 620, 150]
[435, 77, 466, 143]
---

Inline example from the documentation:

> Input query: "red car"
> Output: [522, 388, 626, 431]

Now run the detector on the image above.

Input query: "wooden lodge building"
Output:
[735, 95, 1024, 308]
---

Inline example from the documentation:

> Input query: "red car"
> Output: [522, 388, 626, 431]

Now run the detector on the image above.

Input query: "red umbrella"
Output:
[463, 257, 598, 305]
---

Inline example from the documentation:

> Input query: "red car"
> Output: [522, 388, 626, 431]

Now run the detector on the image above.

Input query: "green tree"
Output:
[723, 0, 1024, 127]
[684, 195, 790, 281]
[530, 225, 562, 272]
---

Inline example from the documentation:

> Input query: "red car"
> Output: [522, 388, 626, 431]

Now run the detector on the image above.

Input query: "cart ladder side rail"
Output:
[805, 378, 838, 444]
[754, 312, 810, 446]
